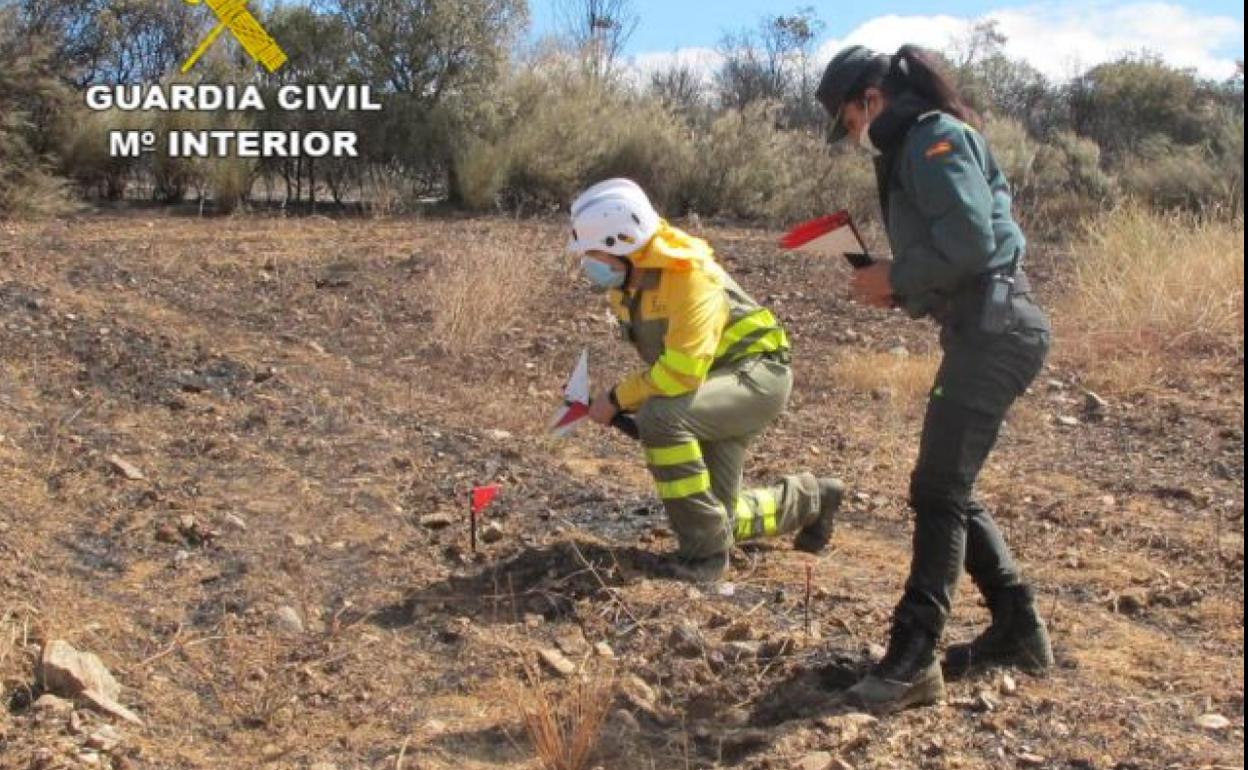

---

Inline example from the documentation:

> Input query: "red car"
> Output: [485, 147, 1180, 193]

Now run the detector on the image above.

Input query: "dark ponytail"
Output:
[886, 45, 982, 129]
[847, 44, 982, 129]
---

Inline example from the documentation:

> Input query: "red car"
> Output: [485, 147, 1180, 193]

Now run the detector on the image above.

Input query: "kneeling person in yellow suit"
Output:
[572, 179, 845, 583]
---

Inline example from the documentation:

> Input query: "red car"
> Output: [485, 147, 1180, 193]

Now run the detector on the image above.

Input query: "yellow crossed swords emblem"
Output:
[180, 0, 288, 74]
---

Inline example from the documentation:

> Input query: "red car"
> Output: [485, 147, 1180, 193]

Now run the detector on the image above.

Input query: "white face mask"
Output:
[857, 96, 882, 157]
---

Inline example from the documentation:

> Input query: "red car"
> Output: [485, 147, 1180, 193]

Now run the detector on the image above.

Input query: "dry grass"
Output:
[831, 350, 941, 406]
[428, 226, 564, 352]
[521, 669, 616, 770]
[1060, 205, 1244, 390]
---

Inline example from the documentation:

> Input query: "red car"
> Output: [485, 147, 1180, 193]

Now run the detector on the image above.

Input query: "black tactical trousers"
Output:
[893, 297, 1050, 638]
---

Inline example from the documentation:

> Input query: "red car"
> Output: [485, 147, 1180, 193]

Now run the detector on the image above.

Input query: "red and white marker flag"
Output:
[550, 349, 591, 437]
[779, 210, 870, 265]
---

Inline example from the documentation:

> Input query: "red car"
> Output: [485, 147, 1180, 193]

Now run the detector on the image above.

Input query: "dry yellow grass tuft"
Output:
[428, 226, 564, 352]
[521, 669, 615, 770]
[1061, 205, 1244, 389]
[831, 350, 940, 405]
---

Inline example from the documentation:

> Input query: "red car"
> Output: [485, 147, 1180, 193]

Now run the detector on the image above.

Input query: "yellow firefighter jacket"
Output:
[609, 222, 790, 412]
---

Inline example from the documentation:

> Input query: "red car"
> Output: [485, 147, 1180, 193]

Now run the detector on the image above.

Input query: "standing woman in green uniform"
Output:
[815, 45, 1055, 711]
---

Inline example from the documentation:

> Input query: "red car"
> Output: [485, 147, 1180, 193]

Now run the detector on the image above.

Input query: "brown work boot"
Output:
[657, 551, 729, 584]
[944, 585, 1054, 679]
[845, 623, 946, 713]
[794, 477, 845, 554]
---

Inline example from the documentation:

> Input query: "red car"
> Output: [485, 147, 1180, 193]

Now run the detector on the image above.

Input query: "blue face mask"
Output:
[581, 257, 627, 291]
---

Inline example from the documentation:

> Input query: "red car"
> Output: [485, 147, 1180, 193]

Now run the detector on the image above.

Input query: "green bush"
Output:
[1118, 136, 1235, 213]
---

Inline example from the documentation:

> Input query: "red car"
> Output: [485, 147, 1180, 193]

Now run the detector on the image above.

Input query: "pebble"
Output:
[1196, 713, 1231, 731]
[797, 751, 834, 770]
[86, 726, 122, 752]
[538, 648, 576, 677]
[480, 521, 505, 544]
[275, 606, 304, 635]
[1000, 673, 1018, 696]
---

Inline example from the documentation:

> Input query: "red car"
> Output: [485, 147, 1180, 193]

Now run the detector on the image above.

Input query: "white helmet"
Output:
[567, 178, 661, 258]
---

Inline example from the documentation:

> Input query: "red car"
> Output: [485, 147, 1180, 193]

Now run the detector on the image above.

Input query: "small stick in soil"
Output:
[804, 564, 812, 637]
[469, 490, 477, 554]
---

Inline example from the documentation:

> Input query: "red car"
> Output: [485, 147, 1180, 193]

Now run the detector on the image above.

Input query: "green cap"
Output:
[816, 45, 884, 142]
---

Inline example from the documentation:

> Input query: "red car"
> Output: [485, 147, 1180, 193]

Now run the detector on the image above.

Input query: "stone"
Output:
[538, 648, 576, 677]
[722, 641, 761, 662]
[1018, 753, 1046, 766]
[275, 606, 304, 635]
[722, 621, 754, 642]
[480, 521, 505, 544]
[286, 533, 313, 548]
[797, 751, 834, 770]
[669, 623, 704, 658]
[420, 513, 455, 530]
[622, 675, 657, 712]
[1083, 390, 1109, 415]
[105, 455, 144, 481]
[485, 429, 513, 441]
[1196, 713, 1231, 731]
[1056, 415, 1080, 427]
[78, 689, 143, 726]
[553, 627, 590, 657]
[41, 641, 121, 703]
[1000, 673, 1018, 696]
[86, 725, 122, 752]
[32, 693, 75, 715]
[223, 514, 248, 531]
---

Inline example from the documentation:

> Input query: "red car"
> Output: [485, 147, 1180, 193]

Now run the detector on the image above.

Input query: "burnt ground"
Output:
[0, 213, 1242, 770]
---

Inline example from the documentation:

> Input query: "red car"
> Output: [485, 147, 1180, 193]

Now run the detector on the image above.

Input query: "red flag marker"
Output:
[469, 484, 500, 553]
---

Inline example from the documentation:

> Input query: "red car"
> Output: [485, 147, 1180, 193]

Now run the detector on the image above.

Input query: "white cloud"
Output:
[629, 47, 724, 84]
[641, 3, 1244, 84]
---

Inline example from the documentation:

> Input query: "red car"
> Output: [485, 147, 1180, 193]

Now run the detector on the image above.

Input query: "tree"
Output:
[1, 3, 71, 215]
[1067, 54, 1210, 162]
[19, 0, 203, 86]
[714, 7, 823, 126]
[553, 0, 638, 81]
[649, 62, 710, 119]
[947, 21, 1066, 136]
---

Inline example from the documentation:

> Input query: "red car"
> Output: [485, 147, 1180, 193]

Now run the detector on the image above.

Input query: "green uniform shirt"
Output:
[884, 112, 1025, 319]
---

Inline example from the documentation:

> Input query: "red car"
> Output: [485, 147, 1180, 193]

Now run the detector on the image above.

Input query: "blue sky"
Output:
[527, 0, 1245, 79]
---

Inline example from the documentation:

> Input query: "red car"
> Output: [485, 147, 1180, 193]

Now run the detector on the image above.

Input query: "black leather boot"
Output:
[944, 585, 1054, 679]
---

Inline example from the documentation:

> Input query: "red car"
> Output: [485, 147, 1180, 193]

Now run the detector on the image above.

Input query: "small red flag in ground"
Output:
[471, 485, 500, 514]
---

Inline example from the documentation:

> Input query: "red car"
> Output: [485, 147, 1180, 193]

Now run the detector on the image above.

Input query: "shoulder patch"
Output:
[924, 140, 954, 159]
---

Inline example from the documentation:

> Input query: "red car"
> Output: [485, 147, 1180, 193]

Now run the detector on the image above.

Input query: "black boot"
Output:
[943, 585, 1054, 679]
[794, 477, 844, 554]
[845, 622, 946, 713]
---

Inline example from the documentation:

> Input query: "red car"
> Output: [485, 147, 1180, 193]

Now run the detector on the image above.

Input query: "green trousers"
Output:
[634, 355, 824, 559]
